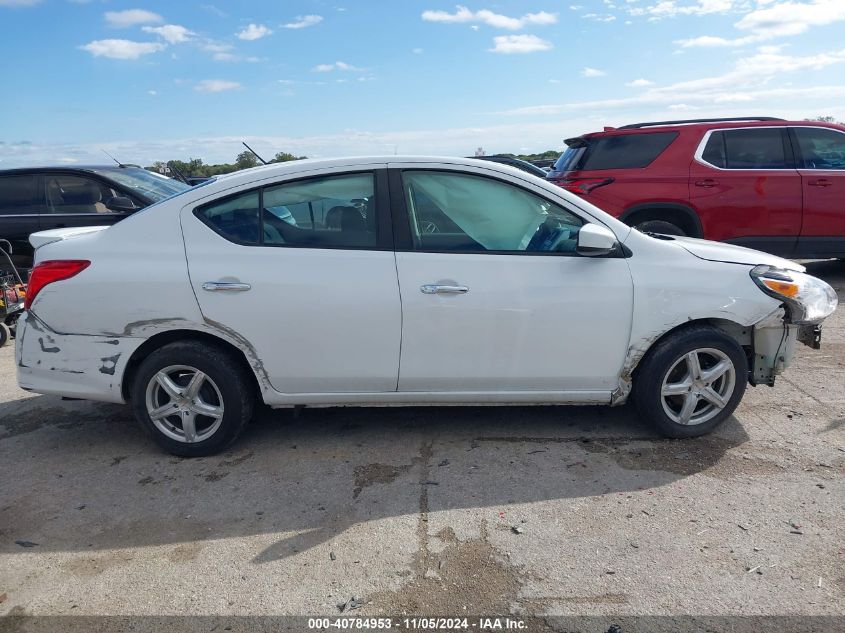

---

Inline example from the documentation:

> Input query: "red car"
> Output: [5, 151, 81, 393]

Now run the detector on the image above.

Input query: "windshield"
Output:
[92, 167, 190, 202]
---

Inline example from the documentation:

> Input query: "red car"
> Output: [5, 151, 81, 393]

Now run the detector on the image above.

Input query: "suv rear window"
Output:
[700, 128, 788, 169]
[554, 132, 678, 172]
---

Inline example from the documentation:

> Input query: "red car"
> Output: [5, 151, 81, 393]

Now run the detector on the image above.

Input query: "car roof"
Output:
[579, 119, 845, 139]
[0, 165, 146, 176]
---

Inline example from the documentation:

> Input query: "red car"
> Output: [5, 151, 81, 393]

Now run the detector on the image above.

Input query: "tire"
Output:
[635, 219, 686, 236]
[0, 322, 9, 348]
[633, 325, 748, 438]
[130, 341, 254, 457]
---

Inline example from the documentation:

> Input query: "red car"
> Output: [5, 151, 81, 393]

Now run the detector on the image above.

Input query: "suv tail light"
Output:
[552, 177, 614, 195]
[25, 260, 90, 310]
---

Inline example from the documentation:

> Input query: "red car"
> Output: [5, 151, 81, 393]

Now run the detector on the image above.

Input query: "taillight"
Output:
[24, 260, 90, 310]
[553, 177, 614, 195]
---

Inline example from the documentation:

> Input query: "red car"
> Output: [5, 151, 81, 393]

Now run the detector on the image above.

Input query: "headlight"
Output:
[750, 265, 838, 324]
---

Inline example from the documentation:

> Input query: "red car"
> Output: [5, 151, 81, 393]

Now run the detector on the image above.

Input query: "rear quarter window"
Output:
[0, 175, 40, 214]
[555, 132, 678, 171]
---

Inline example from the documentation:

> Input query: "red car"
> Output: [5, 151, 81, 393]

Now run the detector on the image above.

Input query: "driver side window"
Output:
[402, 171, 583, 253]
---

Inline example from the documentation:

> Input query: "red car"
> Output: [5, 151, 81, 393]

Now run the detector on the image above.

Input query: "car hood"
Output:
[665, 235, 805, 272]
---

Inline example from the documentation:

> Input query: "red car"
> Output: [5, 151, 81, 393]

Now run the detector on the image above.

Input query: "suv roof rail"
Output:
[618, 117, 785, 130]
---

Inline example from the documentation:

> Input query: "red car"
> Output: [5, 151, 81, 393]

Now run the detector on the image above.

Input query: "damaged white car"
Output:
[16, 157, 838, 456]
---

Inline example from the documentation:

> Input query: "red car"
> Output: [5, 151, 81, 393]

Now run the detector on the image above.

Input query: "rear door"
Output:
[0, 173, 43, 250]
[40, 173, 135, 232]
[182, 167, 402, 396]
[790, 126, 845, 257]
[689, 127, 801, 255]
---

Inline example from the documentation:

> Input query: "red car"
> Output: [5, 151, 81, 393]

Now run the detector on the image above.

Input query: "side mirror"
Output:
[576, 223, 618, 257]
[105, 196, 137, 213]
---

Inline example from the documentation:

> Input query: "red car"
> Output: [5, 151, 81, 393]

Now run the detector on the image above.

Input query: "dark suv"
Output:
[546, 117, 845, 258]
[0, 165, 189, 262]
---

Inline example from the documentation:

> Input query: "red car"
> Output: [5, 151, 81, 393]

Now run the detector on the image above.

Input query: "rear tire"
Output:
[635, 219, 686, 236]
[633, 326, 747, 438]
[0, 323, 10, 348]
[131, 341, 254, 457]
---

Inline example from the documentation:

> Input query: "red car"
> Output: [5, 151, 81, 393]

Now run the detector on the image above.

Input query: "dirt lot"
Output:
[0, 260, 843, 632]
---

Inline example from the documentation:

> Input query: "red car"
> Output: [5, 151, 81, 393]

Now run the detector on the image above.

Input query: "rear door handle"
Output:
[420, 284, 469, 295]
[695, 179, 718, 188]
[202, 281, 252, 292]
[808, 179, 832, 187]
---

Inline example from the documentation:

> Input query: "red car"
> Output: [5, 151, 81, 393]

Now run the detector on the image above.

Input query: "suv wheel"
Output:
[635, 219, 686, 236]
[131, 341, 254, 456]
[633, 326, 747, 438]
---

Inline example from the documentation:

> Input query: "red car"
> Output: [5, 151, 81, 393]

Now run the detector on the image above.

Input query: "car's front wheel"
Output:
[131, 341, 254, 456]
[633, 326, 748, 438]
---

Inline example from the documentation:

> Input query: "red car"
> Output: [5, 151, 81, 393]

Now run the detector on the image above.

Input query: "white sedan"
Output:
[16, 157, 838, 456]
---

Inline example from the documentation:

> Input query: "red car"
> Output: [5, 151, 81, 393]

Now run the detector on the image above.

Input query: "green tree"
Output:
[235, 150, 259, 170]
[269, 151, 306, 163]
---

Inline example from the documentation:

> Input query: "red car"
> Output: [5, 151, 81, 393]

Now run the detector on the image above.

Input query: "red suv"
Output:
[546, 117, 845, 259]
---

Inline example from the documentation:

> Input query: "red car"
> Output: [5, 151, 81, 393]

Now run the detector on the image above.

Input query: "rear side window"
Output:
[196, 190, 260, 245]
[555, 132, 677, 171]
[194, 172, 378, 248]
[0, 175, 40, 215]
[793, 127, 845, 170]
[701, 129, 788, 169]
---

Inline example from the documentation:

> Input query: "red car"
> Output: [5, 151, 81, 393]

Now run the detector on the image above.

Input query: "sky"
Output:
[1, 0, 844, 166]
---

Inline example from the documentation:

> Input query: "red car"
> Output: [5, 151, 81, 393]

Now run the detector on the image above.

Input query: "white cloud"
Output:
[312, 60, 364, 72]
[104, 9, 163, 28]
[736, 0, 845, 38]
[148, 90, 157, 96]
[629, 0, 735, 19]
[626, 78, 655, 87]
[142, 24, 195, 44]
[583, 13, 617, 21]
[412, 47, 424, 54]
[499, 48, 845, 115]
[236, 23, 272, 40]
[581, 67, 606, 77]
[195, 79, 241, 93]
[422, 6, 557, 30]
[0, 0, 42, 6]
[489, 34, 552, 54]
[676, 1, 845, 48]
[283, 15, 323, 29]
[79, 39, 165, 60]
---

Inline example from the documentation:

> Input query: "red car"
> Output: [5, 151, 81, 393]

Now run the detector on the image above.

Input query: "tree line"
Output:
[146, 151, 307, 178]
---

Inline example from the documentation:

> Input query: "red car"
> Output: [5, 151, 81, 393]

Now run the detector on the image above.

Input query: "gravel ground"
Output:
[0, 260, 843, 631]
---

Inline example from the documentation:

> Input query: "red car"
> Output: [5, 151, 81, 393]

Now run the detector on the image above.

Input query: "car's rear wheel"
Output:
[0, 322, 10, 348]
[131, 341, 254, 456]
[635, 219, 686, 236]
[633, 326, 747, 438]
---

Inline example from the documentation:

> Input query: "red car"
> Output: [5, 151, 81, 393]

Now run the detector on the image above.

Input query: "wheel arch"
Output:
[630, 318, 752, 380]
[619, 203, 703, 238]
[121, 329, 263, 403]
[613, 317, 753, 406]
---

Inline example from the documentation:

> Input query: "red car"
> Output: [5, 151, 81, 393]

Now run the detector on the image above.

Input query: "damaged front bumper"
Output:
[749, 308, 823, 387]
[15, 311, 144, 403]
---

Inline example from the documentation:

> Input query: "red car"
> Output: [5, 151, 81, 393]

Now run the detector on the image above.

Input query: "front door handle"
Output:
[202, 281, 252, 292]
[420, 284, 469, 295]
[808, 178, 832, 187]
[695, 179, 718, 188]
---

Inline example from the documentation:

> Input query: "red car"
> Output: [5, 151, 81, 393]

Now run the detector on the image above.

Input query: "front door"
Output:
[182, 168, 402, 395]
[790, 126, 845, 257]
[391, 167, 634, 396]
